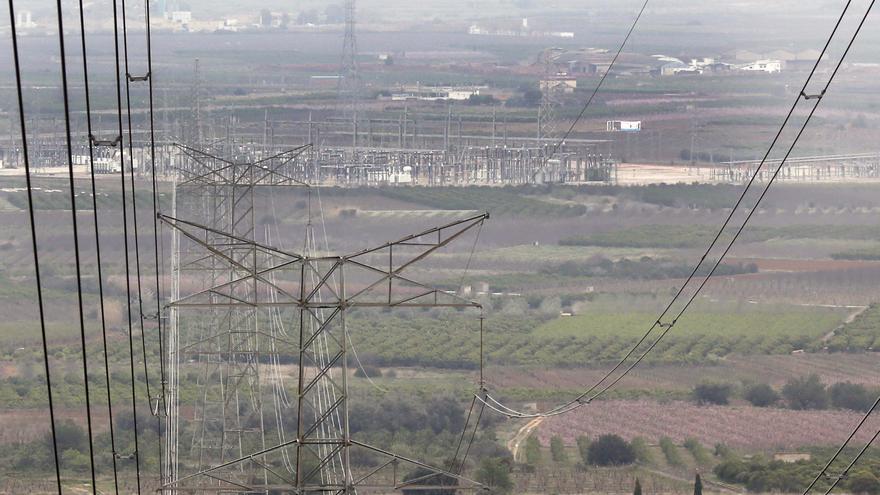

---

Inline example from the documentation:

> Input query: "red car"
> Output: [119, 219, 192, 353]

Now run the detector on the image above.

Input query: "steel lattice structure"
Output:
[161, 143, 488, 493]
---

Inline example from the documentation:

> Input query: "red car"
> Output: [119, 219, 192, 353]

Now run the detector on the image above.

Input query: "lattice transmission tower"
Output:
[161, 143, 488, 494]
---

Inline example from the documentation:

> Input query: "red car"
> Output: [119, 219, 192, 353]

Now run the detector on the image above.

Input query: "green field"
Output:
[536, 308, 843, 340]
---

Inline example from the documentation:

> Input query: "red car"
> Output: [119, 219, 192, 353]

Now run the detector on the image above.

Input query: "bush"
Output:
[847, 469, 880, 495]
[475, 457, 513, 494]
[783, 374, 828, 410]
[744, 383, 780, 407]
[630, 437, 653, 464]
[402, 467, 457, 495]
[587, 434, 636, 466]
[693, 382, 733, 405]
[659, 437, 684, 467]
[576, 435, 591, 465]
[829, 382, 874, 412]
[684, 437, 710, 465]
[550, 435, 568, 462]
[523, 436, 541, 467]
[354, 365, 382, 378]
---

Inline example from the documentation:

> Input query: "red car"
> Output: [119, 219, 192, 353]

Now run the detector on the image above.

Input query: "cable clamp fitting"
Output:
[800, 89, 825, 100]
[127, 71, 152, 82]
[89, 134, 122, 147]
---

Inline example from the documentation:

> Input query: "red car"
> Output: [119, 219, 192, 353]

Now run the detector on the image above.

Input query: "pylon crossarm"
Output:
[351, 440, 487, 491]
[174, 142, 237, 165]
[343, 258, 480, 308]
[346, 212, 488, 259]
[175, 329, 297, 355]
[177, 160, 238, 186]
[162, 439, 300, 489]
[250, 457, 298, 486]
[253, 143, 311, 165]
[169, 259, 301, 308]
[159, 213, 302, 261]
[201, 472, 255, 492]
[352, 457, 396, 486]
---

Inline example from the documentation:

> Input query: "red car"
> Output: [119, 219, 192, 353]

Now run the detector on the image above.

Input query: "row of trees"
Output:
[693, 375, 877, 412]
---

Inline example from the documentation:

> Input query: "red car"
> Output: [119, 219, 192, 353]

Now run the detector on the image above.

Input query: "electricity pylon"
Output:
[162, 143, 488, 493]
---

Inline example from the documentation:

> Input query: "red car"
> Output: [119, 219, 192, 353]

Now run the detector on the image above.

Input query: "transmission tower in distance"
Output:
[161, 143, 488, 493]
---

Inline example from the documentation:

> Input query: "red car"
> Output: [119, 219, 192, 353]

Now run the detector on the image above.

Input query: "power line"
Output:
[119, 0, 157, 412]
[55, 0, 99, 490]
[7, 0, 63, 491]
[76, 0, 121, 490]
[110, 0, 144, 489]
[546, 0, 650, 161]
[478, 0, 870, 418]
[803, 394, 880, 495]
[144, 0, 169, 417]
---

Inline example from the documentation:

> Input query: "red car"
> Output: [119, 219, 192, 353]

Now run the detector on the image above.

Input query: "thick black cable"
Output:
[110, 0, 144, 490]
[820, 429, 879, 495]
[546, 0, 650, 161]
[599, 0, 879, 403]
[119, 0, 156, 409]
[456, 395, 485, 475]
[478, 0, 866, 418]
[7, 1, 63, 492]
[802, 394, 880, 495]
[449, 396, 478, 470]
[144, 0, 169, 414]
[76, 0, 121, 491]
[55, 0, 100, 491]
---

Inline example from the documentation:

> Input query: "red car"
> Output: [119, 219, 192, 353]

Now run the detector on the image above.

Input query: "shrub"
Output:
[402, 467, 457, 495]
[847, 469, 880, 495]
[576, 435, 591, 465]
[829, 382, 874, 412]
[524, 436, 541, 467]
[744, 383, 780, 407]
[630, 437, 653, 464]
[587, 434, 635, 466]
[354, 365, 382, 378]
[550, 435, 568, 462]
[783, 374, 828, 410]
[475, 457, 513, 494]
[684, 437, 710, 465]
[693, 382, 733, 405]
[659, 437, 684, 467]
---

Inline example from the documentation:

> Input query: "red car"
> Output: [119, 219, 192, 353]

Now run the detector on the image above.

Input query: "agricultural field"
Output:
[536, 400, 880, 451]
[4, 176, 880, 494]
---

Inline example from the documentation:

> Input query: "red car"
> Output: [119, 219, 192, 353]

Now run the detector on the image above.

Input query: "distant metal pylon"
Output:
[162, 143, 489, 494]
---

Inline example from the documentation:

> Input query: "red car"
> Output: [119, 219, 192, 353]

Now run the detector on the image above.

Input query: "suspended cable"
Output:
[118, 0, 157, 411]
[546, 0, 650, 161]
[110, 0, 143, 489]
[479, 0, 870, 418]
[801, 389, 880, 493]
[144, 0, 169, 416]
[55, 0, 99, 490]
[76, 0, 121, 490]
[456, 394, 485, 475]
[7, 1, 63, 491]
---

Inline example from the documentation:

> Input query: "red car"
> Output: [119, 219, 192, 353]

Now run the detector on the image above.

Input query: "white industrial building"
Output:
[390, 85, 485, 101]
[738, 59, 783, 73]
[607, 120, 642, 132]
